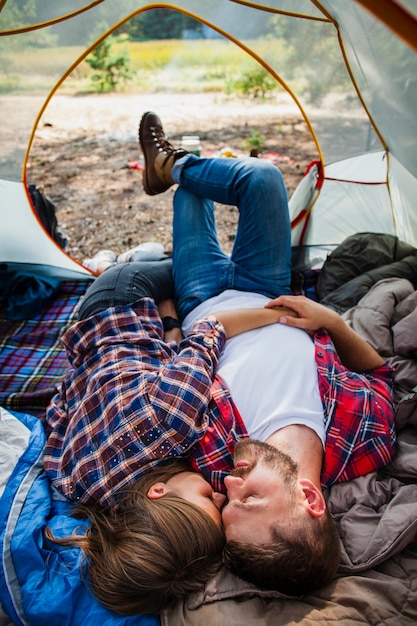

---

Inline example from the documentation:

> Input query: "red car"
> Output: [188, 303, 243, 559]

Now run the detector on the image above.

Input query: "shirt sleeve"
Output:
[145, 318, 227, 438]
[316, 332, 396, 487]
[63, 299, 227, 442]
[44, 301, 229, 506]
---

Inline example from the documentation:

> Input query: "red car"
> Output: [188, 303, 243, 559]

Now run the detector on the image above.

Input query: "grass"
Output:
[0, 38, 287, 95]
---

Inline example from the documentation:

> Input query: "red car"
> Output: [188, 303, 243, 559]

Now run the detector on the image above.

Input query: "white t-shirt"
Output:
[183, 290, 325, 446]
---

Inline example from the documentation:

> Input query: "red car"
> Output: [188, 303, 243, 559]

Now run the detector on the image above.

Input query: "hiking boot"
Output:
[138, 111, 189, 196]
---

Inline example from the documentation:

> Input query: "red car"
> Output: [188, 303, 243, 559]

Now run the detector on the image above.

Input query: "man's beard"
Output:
[232, 438, 298, 486]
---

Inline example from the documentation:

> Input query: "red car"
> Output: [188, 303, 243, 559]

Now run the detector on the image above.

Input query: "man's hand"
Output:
[265, 295, 339, 333]
[265, 295, 384, 372]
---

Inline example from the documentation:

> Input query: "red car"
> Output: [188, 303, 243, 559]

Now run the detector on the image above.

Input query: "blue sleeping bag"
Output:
[0, 409, 159, 626]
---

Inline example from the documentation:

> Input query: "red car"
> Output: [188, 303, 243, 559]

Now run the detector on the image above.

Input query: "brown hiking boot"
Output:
[138, 111, 188, 195]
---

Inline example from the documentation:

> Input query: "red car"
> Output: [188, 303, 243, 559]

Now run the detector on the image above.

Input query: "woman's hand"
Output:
[158, 298, 178, 320]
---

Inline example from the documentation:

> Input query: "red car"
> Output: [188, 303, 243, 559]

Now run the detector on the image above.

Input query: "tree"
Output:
[127, 9, 202, 41]
[85, 35, 133, 92]
[0, 0, 56, 48]
[269, 15, 349, 104]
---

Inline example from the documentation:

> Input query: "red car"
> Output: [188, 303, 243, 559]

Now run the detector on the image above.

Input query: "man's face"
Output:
[221, 439, 299, 543]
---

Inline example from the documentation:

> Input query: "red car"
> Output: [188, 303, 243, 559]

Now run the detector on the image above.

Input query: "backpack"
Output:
[28, 183, 67, 250]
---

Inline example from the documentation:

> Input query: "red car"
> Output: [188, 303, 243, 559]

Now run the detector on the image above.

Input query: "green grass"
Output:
[0, 38, 286, 95]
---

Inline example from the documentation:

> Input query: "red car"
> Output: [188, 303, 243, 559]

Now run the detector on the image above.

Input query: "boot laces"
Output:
[150, 126, 187, 166]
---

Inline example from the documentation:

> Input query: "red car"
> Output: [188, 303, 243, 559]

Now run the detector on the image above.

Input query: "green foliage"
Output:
[85, 35, 133, 92]
[127, 9, 202, 41]
[242, 129, 265, 154]
[0, 0, 57, 49]
[0, 0, 36, 29]
[0, 38, 273, 94]
[227, 67, 277, 99]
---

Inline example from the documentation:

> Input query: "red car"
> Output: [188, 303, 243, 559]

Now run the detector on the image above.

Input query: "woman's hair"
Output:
[223, 507, 341, 595]
[47, 461, 224, 615]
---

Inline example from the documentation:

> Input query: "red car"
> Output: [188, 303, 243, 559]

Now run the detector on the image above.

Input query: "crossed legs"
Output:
[171, 155, 292, 320]
[80, 113, 292, 323]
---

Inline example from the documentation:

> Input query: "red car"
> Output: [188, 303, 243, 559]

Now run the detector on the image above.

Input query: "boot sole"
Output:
[138, 112, 167, 196]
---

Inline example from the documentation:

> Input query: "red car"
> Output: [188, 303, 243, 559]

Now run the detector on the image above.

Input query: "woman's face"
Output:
[147, 471, 226, 527]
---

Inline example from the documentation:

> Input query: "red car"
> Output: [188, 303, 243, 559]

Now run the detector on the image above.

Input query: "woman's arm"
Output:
[157, 299, 298, 342]
[265, 295, 384, 372]
[208, 306, 298, 338]
[158, 298, 183, 343]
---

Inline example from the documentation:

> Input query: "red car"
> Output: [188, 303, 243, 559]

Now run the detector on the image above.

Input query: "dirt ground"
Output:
[28, 92, 318, 263]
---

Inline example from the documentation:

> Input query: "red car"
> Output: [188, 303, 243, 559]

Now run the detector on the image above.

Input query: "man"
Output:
[44, 112, 395, 615]
[138, 111, 396, 593]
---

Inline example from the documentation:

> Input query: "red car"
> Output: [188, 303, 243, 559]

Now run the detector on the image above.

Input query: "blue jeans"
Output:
[79, 156, 291, 321]
[172, 155, 291, 320]
[78, 259, 173, 320]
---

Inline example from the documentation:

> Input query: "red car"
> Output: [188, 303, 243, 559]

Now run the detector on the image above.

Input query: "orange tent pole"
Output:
[354, 0, 417, 53]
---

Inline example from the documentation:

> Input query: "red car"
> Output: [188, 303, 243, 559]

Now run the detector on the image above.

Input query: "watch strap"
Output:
[162, 316, 181, 331]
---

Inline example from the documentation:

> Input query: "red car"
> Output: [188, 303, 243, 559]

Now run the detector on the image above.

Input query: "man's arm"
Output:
[265, 295, 384, 372]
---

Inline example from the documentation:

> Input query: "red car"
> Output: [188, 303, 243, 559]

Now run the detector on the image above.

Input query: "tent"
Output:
[0, 0, 416, 278]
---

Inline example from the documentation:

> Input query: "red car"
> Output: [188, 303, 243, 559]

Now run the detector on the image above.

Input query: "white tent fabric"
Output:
[0, 0, 416, 277]
[1, 179, 90, 278]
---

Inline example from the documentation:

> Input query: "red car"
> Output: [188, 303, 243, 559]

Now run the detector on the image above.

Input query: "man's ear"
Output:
[147, 482, 170, 500]
[299, 478, 326, 518]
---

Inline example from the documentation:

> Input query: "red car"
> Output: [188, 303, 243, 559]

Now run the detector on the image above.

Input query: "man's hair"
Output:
[47, 461, 224, 614]
[223, 508, 341, 595]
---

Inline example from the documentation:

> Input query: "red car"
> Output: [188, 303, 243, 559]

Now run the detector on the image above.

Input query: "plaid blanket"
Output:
[0, 280, 89, 420]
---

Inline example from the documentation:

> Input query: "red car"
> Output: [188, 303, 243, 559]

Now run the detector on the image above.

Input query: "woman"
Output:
[45, 254, 283, 614]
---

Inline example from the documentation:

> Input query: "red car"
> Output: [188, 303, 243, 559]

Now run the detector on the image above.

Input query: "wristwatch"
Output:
[162, 316, 182, 331]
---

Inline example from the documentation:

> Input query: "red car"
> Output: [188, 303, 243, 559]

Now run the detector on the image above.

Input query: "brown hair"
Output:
[47, 462, 224, 614]
[223, 508, 341, 595]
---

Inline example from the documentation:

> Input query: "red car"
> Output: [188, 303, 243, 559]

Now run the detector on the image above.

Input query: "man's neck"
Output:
[265, 425, 324, 485]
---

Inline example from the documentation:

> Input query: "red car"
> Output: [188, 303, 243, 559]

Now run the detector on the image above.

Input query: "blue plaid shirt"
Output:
[44, 298, 243, 507]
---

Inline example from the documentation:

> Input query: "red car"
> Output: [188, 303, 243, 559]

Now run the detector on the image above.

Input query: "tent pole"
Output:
[354, 0, 417, 54]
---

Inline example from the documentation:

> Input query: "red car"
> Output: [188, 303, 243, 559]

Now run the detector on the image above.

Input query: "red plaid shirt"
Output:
[44, 299, 395, 508]
[315, 331, 395, 487]
[192, 332, 396, 490]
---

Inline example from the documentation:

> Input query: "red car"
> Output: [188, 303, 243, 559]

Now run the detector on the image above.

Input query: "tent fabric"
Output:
[0, 0, 416, 278]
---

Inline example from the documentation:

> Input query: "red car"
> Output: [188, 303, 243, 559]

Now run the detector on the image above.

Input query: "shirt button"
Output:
[317, 351, 324, 357]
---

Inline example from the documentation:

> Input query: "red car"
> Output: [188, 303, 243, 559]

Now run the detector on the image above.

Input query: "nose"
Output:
[212, 491, 227, 510]
[224, 474, 243, 496]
